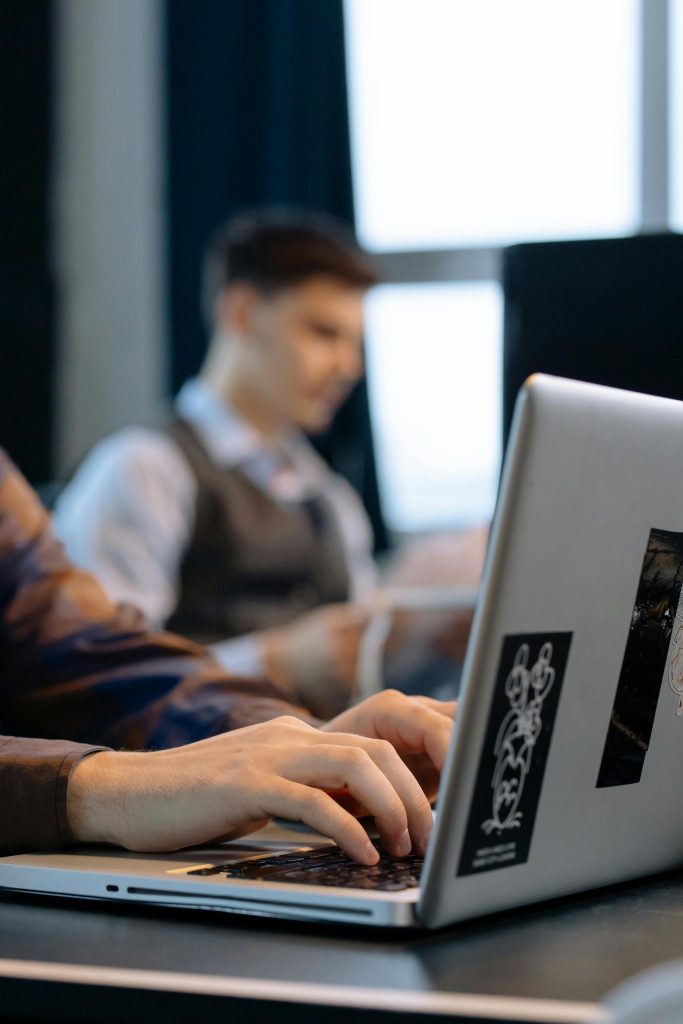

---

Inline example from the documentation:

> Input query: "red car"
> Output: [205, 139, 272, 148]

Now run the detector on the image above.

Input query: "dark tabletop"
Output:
[2, 870, 683, 1023]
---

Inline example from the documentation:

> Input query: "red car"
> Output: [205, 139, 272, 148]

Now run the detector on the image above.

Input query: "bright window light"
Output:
[345, 0, 639, 250]
[364, 282, 503, 534]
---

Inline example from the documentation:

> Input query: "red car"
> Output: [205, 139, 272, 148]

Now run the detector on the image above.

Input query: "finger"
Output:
[412, 697, 457, 719]
[261, 778, 379, 864]
[410, 707, 454, 774]
[328, 736, 434, 854]
[399, 753, 441, 804]
[352, 736, 434, 855]
[373, 695, 455, 773]
[283, 744, 411, 858]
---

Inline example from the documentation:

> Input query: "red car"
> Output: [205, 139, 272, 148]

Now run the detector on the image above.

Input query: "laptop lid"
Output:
[419, 374, 683, 927]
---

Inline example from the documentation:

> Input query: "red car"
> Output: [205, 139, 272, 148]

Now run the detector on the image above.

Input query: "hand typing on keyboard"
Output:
[68, 691, 455, 865]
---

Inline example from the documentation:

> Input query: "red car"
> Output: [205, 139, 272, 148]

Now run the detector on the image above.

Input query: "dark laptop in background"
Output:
[502, 232, 683, 449]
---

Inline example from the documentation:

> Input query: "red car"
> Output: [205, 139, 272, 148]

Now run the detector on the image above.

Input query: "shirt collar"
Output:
[175, 377, 265, 467]
[174, 377, 329, 495]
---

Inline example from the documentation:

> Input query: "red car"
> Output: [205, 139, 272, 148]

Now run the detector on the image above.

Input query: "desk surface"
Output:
[2, 868, 683, 1024]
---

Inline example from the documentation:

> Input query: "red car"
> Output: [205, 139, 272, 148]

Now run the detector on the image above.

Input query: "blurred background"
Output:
[1, 0, 681, 549]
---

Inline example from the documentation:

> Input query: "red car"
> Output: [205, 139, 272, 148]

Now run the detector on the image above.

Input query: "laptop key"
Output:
[188, 842, 424, 891]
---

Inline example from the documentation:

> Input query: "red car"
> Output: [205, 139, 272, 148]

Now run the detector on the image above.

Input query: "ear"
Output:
[215, 283, 262, 336]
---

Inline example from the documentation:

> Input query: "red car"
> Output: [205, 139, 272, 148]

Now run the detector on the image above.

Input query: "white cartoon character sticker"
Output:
[482, 641, 556, 835]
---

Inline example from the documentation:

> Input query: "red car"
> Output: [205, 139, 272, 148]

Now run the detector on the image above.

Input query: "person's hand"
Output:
[261, 603, 371, 718]
[66, 713, 436, 862]
[322, 689, 456, 805]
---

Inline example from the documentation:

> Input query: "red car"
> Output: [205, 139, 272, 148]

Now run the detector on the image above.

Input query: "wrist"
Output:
[67, 749, 147, 847]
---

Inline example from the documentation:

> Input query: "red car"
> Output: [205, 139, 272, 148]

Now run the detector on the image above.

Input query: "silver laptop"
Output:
[3, 374, 683, 929]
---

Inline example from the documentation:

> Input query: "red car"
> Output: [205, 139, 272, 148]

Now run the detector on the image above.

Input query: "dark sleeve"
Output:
[0, 449, 318, 752]
[0, 736, 107, 853]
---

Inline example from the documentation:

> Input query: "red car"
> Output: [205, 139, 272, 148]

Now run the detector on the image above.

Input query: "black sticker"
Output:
[458, 632, 572, 877]
[597, 528, 683, 789]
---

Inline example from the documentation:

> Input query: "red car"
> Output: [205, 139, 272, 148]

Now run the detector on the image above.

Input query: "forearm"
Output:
[0, 736, 107, 853]
[2, 575, 319, 749]
[0, 451, 316, 749]
[4, 623, 319, 750]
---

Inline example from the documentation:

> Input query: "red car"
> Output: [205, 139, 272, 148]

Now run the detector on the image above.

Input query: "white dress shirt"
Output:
[54, 378, 377, 676]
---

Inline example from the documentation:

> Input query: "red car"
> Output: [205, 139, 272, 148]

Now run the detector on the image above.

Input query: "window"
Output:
[364, 282, 502, 533]
[345, 0, 667, 535]
[346, 0, 639, 251]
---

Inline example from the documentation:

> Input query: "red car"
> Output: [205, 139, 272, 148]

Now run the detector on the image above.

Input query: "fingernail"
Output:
[364, 841, 379, 864]
[397, 830, 411, 857]
[417, 827, 432, 856]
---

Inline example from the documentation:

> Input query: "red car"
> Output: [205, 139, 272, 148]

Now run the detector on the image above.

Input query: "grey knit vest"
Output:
[164, 418, 350, 645]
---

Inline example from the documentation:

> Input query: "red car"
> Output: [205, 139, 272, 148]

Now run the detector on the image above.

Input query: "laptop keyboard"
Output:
[188, 843, 424, 892]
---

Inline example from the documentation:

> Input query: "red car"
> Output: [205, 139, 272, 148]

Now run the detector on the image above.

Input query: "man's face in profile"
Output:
[245, 275, 366, 434]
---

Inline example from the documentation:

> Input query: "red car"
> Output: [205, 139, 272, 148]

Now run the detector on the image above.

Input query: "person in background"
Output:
[55, 209, 379, 719]
[0, 447, 454, 861]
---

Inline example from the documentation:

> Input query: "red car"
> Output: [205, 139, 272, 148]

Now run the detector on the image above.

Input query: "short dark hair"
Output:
[201, 207, 379, 325]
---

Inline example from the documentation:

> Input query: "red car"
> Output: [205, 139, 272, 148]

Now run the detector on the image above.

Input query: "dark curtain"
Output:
[0, 1, 54, 482]
[165, 0, 387, 550]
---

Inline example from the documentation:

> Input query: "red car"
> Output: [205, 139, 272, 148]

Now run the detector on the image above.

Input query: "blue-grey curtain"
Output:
[165, 0, 387, 548]
[0, 1, 54, 482]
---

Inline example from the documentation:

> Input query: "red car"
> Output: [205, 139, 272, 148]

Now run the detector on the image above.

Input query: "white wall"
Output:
[53, 0, 168, 474]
